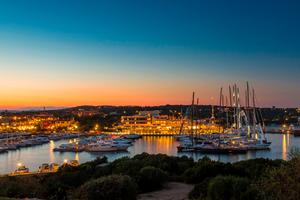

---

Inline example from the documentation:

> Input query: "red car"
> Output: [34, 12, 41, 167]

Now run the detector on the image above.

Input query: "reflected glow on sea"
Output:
[0, 134, 298, 174]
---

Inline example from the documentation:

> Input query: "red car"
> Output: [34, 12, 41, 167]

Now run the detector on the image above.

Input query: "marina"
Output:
[0, 133, 79, 153]
[52, 134, 140, 152]
[176, 83, 273, 153]
[0, 133, 297, 175]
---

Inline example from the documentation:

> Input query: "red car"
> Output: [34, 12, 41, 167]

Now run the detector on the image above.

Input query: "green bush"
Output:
[112, 157, 143, 178]
[74, 175, 137, 200]
[256, 157, 300, 200]
[183, 157, 251, 184]
[138, 166, 168, 192]
[207, 176, 255, 200]
[183, 160, 224, 184]
[132, 153, 194, 175]
[0, 176, 46, 198]
[233, 158, 284, 179]
[188, 178, 210, 200]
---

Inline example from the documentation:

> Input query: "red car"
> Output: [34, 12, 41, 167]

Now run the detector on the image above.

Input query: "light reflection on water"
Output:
[0, 134, 299, 174]
[282, 134, 287, 160]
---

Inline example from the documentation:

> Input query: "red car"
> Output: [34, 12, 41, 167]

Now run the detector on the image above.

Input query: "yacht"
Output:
[38, 163, 51, 173]
[87, 142, 128, 152]
[112, 138, 133, 147]
[69, 160, 79, 167]
[53, 143, 84, 152]
[50, 163, 60, 172]
[121, 134, 141, 140]
[0, 147, 8, 153]
[292, 126, 300, 136]
[113, 138, 132, 144]
[14, 165, 29, 175]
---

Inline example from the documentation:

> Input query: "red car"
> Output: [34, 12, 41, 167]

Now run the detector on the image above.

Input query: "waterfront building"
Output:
[118, 110, 222, 135]
[0, 113, 78, 133]
[119, 110, 185, 134]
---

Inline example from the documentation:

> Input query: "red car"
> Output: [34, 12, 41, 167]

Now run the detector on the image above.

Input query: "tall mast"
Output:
[228, 85, 232, 129]
[225, 96, 229, 128]
[252, 88, 257, 138]
[222, 94, 224, 108]
[191, 92, 195, 135]
[232, 84, 236, 128]
[245, 82, 250, 123]
[234, 84, 239, 129]
[237, 86, 241, 129]
[253, 88, 256, 118]
[219, 87, 223, 133]
[245, 90, 248, 108]
[247, 82, 250, 108]
[219, 87, 223, 107]
[196, 97, 199, 135]
[229, 86, 232, 107]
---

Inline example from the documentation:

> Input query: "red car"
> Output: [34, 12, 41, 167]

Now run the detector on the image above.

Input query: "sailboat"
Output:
[177, 92, 196, 152]
[226, 83, 271, 150]
[177, 83, 271, 153]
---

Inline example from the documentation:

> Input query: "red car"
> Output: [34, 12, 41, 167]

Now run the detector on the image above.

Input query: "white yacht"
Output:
[86, 142, 128, 152]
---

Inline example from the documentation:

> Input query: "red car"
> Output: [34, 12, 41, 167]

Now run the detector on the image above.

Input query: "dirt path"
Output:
[138, 182, 194, 200]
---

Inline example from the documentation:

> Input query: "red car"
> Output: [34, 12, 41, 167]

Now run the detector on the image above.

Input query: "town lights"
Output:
[94, 124, 99, 130]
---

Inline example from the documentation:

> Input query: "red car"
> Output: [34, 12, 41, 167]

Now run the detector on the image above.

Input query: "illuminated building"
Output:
[119, 110, 183, 134]
[0, 113, 78, 133]
[118, 110, 223, 135]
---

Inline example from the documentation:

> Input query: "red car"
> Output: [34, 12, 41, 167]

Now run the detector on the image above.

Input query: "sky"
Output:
[0, 0, 299, 109]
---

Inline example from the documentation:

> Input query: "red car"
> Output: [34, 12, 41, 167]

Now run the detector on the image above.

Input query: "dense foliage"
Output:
[73, 175, 137, 200]
[1, 152, 300, 200]
[138, 166, 168, 192]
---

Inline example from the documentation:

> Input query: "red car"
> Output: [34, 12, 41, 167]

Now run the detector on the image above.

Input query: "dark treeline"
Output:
[61, 105, 300, 129]
[1, 152, 300, 200]
[0, 105, 298, 132]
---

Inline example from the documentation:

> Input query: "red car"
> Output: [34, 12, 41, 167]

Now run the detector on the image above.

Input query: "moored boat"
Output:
[53, 143, 84, 152]
[86, 143, 128, 152]
[293, 127, 300, 136]
[121, 134, 141, 140]
[13, 164, 29, 175]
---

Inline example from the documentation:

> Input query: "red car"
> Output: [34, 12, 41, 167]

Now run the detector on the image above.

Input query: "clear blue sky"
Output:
[0, 0, 299, 108]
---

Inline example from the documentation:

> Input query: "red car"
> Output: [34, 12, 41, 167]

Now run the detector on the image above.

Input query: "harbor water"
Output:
[0, 133, 298, 174]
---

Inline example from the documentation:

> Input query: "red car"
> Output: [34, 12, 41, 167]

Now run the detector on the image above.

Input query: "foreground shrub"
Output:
[207, 176, 255, 200]
[112, 157, 143, 178]
[132, 153, 194, 175]
[138, 166, 168, 192]
[0, 176, 46, 198]
[74, 175, 137, 200]
[233, 158, 284, 180]
[188, 178, 210, 200]
[256, 157, 300, 200]
[183, 158, 226, 184]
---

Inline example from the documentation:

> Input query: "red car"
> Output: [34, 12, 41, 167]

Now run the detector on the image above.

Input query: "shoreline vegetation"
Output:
[0, 151, 300, 200]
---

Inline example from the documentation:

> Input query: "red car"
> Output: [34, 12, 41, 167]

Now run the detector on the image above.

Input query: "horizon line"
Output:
[0, 104, 296, 112]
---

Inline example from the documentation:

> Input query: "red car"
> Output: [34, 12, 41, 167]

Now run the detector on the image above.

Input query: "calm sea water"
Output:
[0, 134, 298, 174]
